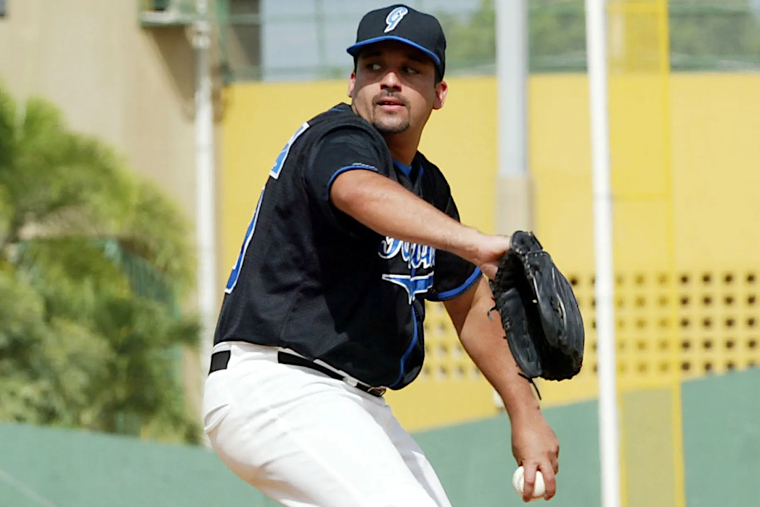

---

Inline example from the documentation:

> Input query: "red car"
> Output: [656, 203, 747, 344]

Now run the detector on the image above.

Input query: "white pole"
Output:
[495, 0, 528, 178]
[584, 1, 621, 506]
[491, 0, 530, 409]
[193, 0, 217, 377]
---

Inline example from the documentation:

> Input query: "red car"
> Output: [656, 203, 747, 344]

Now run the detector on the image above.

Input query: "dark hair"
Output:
[352, 57, 443, 84]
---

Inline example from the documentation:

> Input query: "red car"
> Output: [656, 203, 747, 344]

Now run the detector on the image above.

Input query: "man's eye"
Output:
[403, 66, 420, 75]
[366, 63, 382, 71]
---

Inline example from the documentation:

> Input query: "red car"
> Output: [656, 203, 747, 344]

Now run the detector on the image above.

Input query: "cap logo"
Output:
[384, 6, 409, 33]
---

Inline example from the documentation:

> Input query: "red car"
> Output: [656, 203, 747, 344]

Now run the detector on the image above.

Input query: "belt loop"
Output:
[208, 350, 231, 374]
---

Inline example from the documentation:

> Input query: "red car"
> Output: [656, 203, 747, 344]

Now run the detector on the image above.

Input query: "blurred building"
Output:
[0, 0, 215, 216]
[0, 0, 237, 415]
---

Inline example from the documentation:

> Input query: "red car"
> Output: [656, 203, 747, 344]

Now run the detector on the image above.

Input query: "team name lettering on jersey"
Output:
[378, 237, 435, 303]
[378, 237, 435, 269]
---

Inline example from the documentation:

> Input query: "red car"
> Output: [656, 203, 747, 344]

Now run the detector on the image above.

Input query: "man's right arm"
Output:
[330, 169, 508, 278]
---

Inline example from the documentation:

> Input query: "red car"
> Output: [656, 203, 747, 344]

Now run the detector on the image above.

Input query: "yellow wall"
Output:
[531, 74, 760, 273]
[221, 73, 760, 431]
[533, 73, 760, 405]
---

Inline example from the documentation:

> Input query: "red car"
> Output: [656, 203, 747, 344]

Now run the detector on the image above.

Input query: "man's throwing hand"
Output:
[511, 411, 560, 502]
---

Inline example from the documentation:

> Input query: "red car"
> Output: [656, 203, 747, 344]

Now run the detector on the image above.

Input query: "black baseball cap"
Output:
[347, 4, 447, 79]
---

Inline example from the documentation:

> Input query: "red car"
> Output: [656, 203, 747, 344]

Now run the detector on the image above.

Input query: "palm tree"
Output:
[0, 84, 202, 443]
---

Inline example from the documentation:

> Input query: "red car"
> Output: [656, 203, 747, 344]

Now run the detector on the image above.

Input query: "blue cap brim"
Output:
[346, 36, 441, 66]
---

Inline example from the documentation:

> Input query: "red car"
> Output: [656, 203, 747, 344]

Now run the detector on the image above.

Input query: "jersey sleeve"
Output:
[426, 196, 482, 301]
[303, 127, 390, 237]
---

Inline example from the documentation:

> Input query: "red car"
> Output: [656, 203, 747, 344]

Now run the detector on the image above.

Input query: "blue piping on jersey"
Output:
[390, 262, 421, 389]
[427, 267, 482, 301]
[225, 186, 266, 294]
[270, 122, 310, 180]
[325, 164, 379, 201]
[389, 303, 420, 389]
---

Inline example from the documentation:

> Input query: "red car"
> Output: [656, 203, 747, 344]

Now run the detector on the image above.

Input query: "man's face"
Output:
[348, 41, 447, 137]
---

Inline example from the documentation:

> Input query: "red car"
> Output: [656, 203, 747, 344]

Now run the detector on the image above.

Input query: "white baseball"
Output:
[512, 466, 545, 501]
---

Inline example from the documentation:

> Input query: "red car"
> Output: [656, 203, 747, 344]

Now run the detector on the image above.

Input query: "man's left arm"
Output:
[443, 277, 560, 502]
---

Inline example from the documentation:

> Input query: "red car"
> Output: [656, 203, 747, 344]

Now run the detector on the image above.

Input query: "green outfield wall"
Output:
[2, 368, 758, 506]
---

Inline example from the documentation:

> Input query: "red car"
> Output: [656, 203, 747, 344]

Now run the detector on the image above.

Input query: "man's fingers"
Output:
[481, 263, 498, 281]
[522, 463, 537, 502]
[540, 461, 558, 500]
[553, 442, 560, 474]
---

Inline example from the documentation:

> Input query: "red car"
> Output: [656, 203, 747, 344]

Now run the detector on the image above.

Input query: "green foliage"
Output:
[437, 0, 760, 75]
[0, 83, 201, 444]
[120, 179, 195, 292]
[669, 0, 760, 70]
[439, 0, 497, 74]
[528, 1, 587, 72]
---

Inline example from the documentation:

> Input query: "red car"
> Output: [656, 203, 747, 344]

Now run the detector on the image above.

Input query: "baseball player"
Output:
[203, 5, 560, 506]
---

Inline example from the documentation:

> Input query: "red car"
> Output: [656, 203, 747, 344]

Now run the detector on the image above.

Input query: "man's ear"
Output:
[348, 71, 356, 98]
[433, 80, 448, 110]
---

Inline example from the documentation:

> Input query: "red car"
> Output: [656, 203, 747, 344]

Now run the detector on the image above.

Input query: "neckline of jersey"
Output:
[394, 159, 413, 178]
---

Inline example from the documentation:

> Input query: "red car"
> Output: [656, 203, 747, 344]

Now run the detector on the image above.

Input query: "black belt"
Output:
[208, 350, 386, 398]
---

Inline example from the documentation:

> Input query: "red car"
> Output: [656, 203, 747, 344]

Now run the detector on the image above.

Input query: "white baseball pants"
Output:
[202, 341, 452, 507]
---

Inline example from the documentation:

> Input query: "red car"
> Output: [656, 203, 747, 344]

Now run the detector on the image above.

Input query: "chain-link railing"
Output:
[215, 0, 760, 82]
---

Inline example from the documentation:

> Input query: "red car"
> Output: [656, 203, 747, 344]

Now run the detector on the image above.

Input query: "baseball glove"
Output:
[489, 231, 584, 384]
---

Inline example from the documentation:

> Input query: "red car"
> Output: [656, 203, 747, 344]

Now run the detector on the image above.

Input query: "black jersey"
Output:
[215, 103, 480, 389]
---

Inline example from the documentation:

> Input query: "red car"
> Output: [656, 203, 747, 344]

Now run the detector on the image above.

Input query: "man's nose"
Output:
[380, 70, 401, 91]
